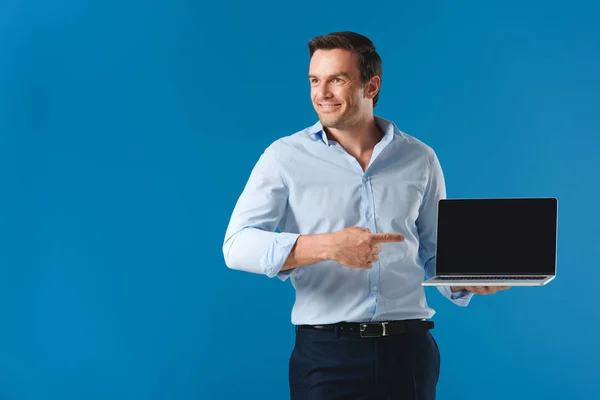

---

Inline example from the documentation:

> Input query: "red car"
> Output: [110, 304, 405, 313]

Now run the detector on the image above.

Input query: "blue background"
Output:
[1, 0, 599, 399]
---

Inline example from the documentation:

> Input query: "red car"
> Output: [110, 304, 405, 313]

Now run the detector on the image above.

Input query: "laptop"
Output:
[422, 197, 557, 287]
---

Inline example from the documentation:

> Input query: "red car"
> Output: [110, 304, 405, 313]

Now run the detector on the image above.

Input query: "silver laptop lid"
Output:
[435, 198, 558, 276]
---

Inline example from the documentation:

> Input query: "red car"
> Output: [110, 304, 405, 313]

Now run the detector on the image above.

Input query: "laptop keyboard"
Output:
[436, 276, 545, 280]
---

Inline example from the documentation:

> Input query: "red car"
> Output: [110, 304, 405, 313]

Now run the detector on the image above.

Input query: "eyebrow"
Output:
[308, 72, 351, 79]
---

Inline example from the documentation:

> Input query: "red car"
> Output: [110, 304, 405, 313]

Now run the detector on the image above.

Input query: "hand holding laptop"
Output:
[450, 286, 511, 295]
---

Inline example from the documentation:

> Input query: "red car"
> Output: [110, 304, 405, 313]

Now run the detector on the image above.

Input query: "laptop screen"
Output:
[435, 198, 558, 275]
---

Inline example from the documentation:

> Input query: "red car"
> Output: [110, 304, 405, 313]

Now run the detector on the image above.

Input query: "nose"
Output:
[314, 83, 333, 100]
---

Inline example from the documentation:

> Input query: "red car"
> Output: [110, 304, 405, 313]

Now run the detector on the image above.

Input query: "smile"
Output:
[318, 103, 342, 110]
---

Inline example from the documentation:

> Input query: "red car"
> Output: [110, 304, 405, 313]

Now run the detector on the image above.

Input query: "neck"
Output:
[324, 116, 383, 157]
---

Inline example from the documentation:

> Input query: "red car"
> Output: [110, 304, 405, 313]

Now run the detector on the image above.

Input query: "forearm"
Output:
[281, 233, 335, 271]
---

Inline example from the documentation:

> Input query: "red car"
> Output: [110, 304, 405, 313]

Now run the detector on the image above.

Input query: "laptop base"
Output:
[422, 275, 555, 287]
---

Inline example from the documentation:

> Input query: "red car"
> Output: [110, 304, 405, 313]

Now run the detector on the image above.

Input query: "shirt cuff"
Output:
[260, 232, 301, 280]
[448, 288, 475, 306]
[450, 289, 468, 299]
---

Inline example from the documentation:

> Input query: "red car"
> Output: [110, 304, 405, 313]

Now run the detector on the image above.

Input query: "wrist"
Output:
[319, 232, 338, 262]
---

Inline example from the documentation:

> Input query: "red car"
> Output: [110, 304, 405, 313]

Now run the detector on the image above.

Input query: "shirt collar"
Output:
[305, 115, 399, 146]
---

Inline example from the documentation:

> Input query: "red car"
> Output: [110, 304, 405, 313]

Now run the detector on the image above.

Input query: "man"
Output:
[223, 31, 509, 400]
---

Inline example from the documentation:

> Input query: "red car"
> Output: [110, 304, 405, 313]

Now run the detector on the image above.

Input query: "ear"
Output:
[364, 75, 380, 101]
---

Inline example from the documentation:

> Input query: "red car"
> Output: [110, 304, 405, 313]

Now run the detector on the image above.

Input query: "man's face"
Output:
[308, 49, 375, 130]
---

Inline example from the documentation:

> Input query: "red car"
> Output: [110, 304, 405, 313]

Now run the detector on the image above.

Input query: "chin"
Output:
[318, 116, 339, 128]
[317, 113, 344, 128]
[322, 120, 348, 130]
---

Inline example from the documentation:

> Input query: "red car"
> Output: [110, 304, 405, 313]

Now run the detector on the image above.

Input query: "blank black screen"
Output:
[435, 198, 557, 275]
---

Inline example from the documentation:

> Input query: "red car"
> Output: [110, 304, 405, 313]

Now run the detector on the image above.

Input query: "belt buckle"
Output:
[359, 322, 388, 338]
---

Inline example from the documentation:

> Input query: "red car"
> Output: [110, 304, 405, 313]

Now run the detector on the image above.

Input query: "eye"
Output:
[332, 77, 344, 83]
[309, 78, 319, 84]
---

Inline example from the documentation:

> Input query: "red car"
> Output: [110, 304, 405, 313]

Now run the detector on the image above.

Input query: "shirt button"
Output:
[366, 213, 372, 219]
[373, 285, 378, 291]
[362, 177, 368, 182]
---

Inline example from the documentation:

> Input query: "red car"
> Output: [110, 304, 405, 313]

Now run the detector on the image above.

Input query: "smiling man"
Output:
[223, 31, 509, 400]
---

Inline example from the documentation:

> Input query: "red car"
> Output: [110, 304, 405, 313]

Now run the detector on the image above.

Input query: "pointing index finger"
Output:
[370, 233, 405, 243]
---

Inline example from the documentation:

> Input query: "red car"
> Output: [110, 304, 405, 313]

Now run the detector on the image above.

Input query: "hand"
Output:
[450, 286, 511, 295]
[329, 227, 404, 269]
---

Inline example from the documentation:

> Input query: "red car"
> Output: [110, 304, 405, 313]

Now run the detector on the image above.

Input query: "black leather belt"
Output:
[296, 319, 434, 338]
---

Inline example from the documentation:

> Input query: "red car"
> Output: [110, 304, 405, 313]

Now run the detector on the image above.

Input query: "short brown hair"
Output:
[308, 31, 382, 107]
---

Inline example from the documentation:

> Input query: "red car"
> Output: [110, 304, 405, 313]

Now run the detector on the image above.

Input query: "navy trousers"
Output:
[289, 326, 440, 400]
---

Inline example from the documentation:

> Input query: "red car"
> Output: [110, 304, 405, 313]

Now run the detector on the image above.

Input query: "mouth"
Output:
[318, 103, 342, 111]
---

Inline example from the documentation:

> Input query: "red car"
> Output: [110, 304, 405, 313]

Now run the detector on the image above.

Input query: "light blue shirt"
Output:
[223, 116, 474, 325]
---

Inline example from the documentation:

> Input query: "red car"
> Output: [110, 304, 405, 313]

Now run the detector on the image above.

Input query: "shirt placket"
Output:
[361, 175, 381, 307]
[330, 139, 384, 318]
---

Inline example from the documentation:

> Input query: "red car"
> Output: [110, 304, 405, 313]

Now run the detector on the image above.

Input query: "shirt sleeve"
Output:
[222, 143, 300, 281]
[416, 150, 475, 307]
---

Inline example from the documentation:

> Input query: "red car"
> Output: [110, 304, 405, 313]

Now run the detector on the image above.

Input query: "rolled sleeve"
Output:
[261, 232, 301, 280]
[443, 285, 475, 306]
[223, 142, 296, 278]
